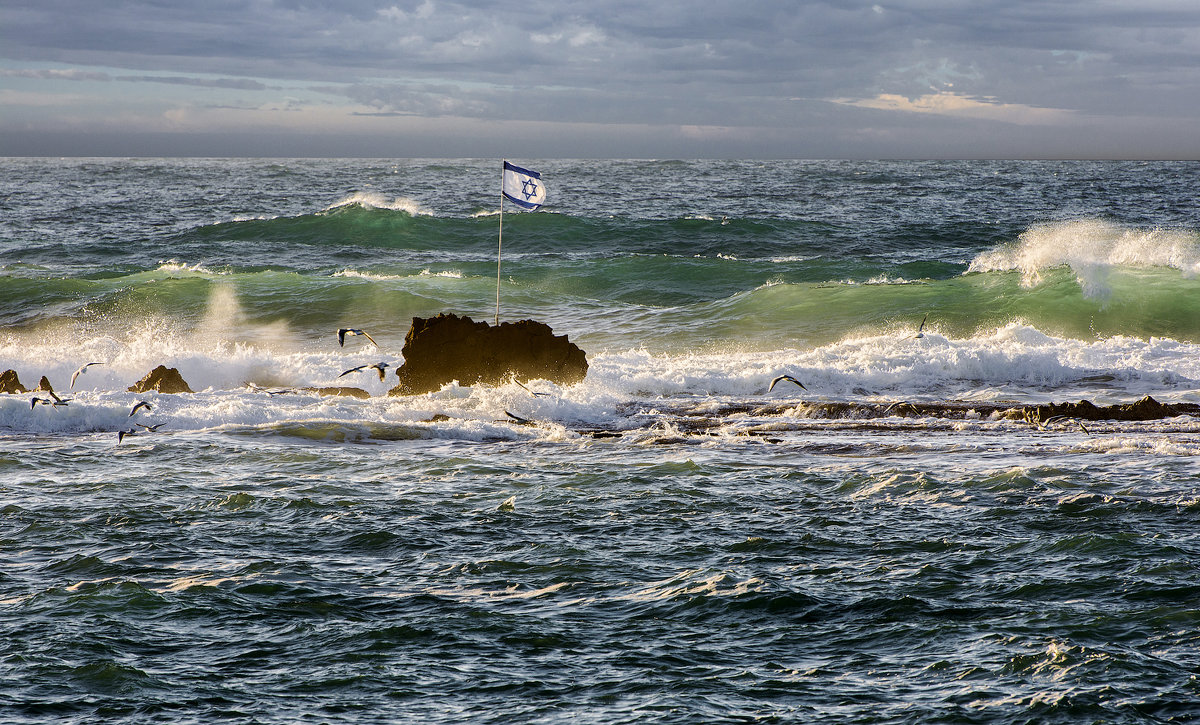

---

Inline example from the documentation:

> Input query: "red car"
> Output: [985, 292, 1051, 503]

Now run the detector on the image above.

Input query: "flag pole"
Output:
[496, 161, 504, 326]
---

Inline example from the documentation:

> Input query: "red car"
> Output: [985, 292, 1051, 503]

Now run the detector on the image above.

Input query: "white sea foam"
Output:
[156, 260, 226, 276]
[325, 192, 432, 216]
[333, 268, 465, 281]
[584, 322, 1200, 404]
[767, 254, 817, 263]
[968, 219, 1200, 300]
[3, 319, 1198, 438]
[833, 275, 920, 286]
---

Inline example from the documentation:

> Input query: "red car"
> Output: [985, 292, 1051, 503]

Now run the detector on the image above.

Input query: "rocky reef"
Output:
[128, 366, 194, 394]
[389, 313, 588, 396]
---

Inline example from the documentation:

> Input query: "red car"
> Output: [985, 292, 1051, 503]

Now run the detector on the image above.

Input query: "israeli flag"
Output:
[502, 161, 546, 210]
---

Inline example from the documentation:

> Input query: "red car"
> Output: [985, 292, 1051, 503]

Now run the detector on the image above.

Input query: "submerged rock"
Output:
[128, 366, 194, 394]
[1023, 395, 1193, 422]
[0, 370, 28, 394]
[389, 313, 588, 396]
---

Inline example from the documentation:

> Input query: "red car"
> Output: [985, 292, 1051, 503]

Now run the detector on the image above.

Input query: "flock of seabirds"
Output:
[16, 315, 1095, 443]
[20, 327, 389, 444]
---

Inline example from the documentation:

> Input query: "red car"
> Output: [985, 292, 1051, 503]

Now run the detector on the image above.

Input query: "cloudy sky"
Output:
[2, 0, 1199, 158]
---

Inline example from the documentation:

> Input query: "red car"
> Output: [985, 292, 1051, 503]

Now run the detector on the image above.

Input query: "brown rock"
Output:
[34, 376, 56, 394]
[389, 313, 588, 396]
[1116, 395, 1173, 420]
[0, 370, 27, 394]
[128, 365, 194, 394]
[1023, 395, 1196, 422]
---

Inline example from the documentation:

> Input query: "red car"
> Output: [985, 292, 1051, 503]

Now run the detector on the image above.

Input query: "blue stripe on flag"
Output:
[504, 160, 541, 180]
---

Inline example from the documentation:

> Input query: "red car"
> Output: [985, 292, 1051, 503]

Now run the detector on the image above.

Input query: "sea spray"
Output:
[5, 159, 1200, 725]
[967, 218, 1200, 302]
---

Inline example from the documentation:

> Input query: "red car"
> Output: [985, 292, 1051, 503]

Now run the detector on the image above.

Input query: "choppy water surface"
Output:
[2, 158, 1200, 723]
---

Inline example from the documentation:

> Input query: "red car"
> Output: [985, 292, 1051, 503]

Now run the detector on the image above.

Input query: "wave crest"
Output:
[325, 192, 431, 216]
[968, 219, 1200, 300]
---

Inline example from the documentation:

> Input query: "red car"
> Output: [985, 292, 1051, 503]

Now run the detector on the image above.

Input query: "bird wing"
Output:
[338, 365, 366, 378]
[361, 331, 378, 347]
[71, 361, 103, 388]
[337, 329, 348, 347]
[769, 375, 806, 392]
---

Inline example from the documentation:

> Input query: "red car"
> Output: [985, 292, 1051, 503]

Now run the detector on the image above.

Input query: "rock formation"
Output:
[34, 376, 56, 394]
[0, 370, 27, 394]
[389, 313, 588, 396]
[1022, 395, 1192, 423]
[128, 366, 194, 394]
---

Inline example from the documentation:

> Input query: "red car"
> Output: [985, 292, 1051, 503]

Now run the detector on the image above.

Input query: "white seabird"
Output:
[338, 328, 378, 347]
[338, 362, 390, 381]
[70, 362, 105, 388]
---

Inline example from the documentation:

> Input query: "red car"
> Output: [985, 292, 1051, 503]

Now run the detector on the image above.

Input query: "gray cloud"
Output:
[0, 68, 112, 81]
[1, 0, 1199, 156]
[121, 75, 270, 90]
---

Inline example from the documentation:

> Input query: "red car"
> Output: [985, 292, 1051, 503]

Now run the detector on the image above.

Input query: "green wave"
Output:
[688, 266, 1200, 345]
[5, 245, 1199, 346]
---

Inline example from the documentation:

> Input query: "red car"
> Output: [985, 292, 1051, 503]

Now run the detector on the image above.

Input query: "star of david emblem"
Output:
[521, 178, 539, 200]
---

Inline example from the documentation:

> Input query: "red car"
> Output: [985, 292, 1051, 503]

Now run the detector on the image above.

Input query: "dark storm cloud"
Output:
[2, 0, 1199, 156]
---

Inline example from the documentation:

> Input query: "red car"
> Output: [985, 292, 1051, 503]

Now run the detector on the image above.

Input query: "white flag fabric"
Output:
[502, 161, 546, 210]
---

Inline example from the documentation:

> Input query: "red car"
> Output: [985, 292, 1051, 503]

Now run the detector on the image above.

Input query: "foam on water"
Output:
[324, 192, 432, 216]
[155, 261, 228, 276]
[333, 268, 465, 281]
[968, 218, 1200, 301]
[9, 320, 1198, 441]
[7, 160, 1200, 725]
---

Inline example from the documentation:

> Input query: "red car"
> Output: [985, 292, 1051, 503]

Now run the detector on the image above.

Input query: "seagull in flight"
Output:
[914, 314, 928, 339]
[338, 362, 390, 381]
[1040, 415, 1092, 436]
[243, 382, 297, 396]
[338, 328, 378, 348]
[768, 374, 807, 393]
[505, 410, 535, 425]
[70, 362, 105, 388]
[134, 422, 166, 432]
[117, 428, 138, 444]
[514, 379, 551, 398]
[31, 391, 71, 408]
[129, 400, 152, 416]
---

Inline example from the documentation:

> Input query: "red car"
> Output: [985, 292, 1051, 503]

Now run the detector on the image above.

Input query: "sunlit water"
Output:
[2, 158, 1199, 723]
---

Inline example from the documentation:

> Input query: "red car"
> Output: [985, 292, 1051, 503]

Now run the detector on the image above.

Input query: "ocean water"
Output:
[2, 158, 1199, 724]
